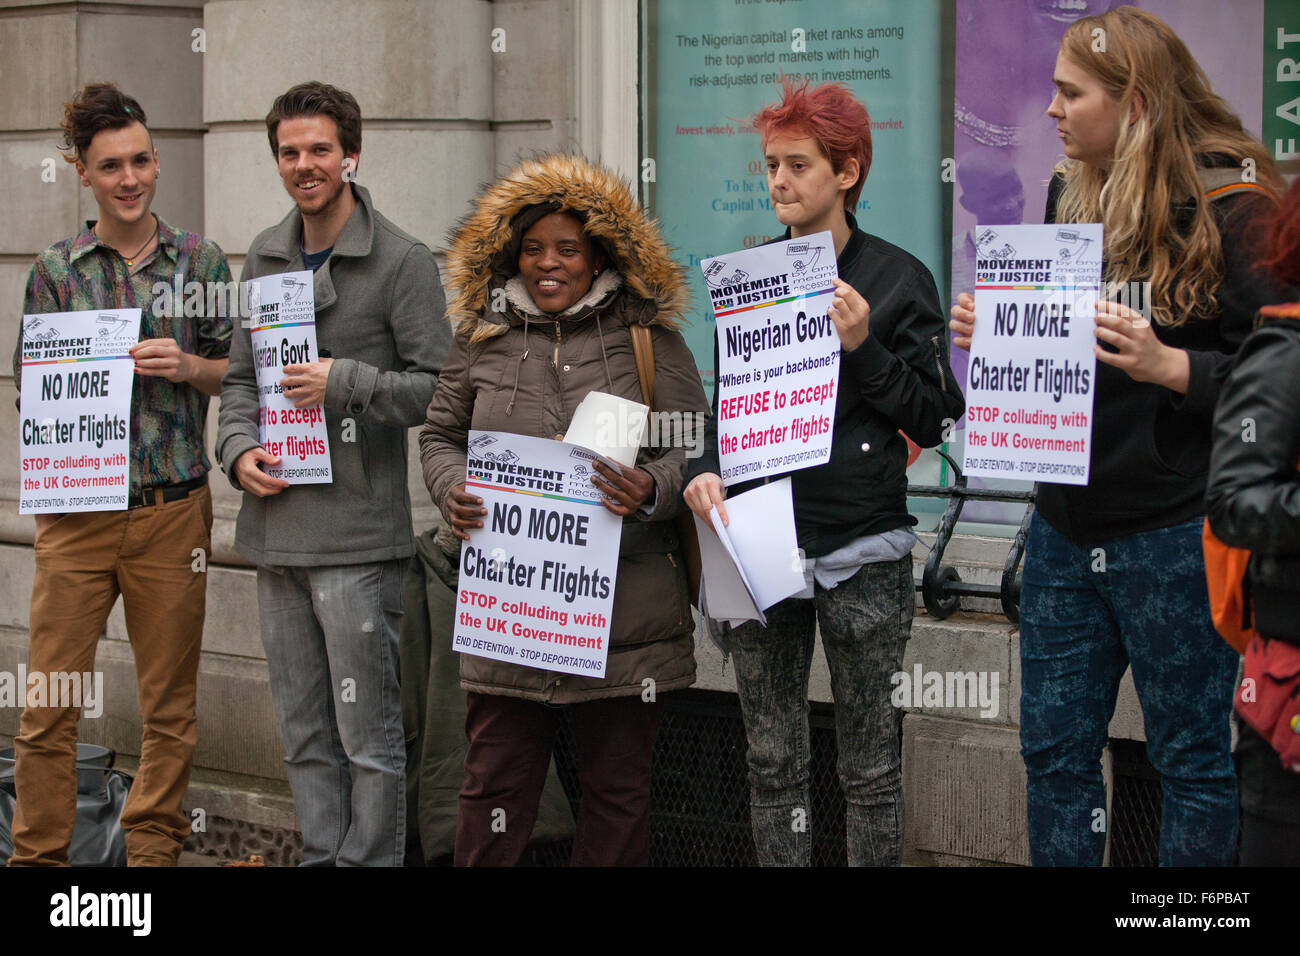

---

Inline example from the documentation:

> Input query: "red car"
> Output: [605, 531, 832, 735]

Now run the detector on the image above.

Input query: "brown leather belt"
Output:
[128, 474, 206, 509]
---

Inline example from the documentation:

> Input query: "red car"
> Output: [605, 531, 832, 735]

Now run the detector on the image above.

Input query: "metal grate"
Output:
[525, 689, 851, 866]
[436, 705, 1170, 866]
[1108, 738, 1162, 867]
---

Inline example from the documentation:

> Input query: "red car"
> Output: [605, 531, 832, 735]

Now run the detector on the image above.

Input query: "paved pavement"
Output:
[179, 851, 230, 867]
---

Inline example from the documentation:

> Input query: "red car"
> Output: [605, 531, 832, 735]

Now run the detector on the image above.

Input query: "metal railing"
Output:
[908, 449, 1035, 624]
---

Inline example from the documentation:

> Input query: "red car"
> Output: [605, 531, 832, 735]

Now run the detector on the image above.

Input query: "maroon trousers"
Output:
[456, 691, 663, 866]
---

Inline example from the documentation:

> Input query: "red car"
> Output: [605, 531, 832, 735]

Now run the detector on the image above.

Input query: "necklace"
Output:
[102, 219, 159, 267]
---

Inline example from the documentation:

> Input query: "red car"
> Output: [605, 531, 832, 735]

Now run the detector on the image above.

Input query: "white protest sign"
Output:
[454, 430, 623, 678]
[702, 231, 840, 486]
[964, 223, 1101, 485]
[246, 271, 331, 484]
[18, 309, 140, 513]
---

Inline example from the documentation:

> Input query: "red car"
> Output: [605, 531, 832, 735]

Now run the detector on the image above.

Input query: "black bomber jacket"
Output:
[1206, 310, 1300, 643]
[688, 213, 966, 558]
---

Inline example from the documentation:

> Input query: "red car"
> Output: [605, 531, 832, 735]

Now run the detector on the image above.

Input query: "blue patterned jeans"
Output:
[1019, 513, 1239, 866]
[727, 555, 914, 866]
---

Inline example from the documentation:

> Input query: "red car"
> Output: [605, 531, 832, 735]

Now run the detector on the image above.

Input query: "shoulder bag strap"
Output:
[629, 323, 655, 408]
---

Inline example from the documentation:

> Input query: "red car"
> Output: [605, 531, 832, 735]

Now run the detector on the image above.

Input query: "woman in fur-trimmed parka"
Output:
[418, 154, 708, 866]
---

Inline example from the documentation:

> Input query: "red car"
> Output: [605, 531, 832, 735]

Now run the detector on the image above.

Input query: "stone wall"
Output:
[0, 0, 1146, 864]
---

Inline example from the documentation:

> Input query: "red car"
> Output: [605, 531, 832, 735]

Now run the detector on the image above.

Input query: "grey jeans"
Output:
[728, 555, 913, 866]
[257, 560, 407, 866]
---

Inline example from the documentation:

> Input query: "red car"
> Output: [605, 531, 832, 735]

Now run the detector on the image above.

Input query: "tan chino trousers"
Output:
[8, 484, 210, 866]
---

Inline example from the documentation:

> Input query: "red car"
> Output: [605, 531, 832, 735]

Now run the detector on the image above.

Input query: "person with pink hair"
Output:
[685, 78, 964, 866]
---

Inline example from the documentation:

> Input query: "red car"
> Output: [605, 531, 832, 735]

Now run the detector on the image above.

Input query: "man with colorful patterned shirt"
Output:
[7, 84, 231, 867]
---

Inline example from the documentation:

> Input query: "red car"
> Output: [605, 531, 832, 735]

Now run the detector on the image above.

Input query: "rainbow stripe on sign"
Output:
[22, 353, 131, 366]
[714, 285, 835, 318]
[465, 478, 604, 507]
[249, 321, 316, 333]
[974, 284, 1060, 291]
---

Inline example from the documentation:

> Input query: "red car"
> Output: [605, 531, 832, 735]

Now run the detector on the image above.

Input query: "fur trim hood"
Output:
[445, 154, 688, 342]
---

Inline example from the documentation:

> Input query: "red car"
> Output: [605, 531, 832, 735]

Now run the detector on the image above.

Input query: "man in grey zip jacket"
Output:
[215, 83, 448, 866]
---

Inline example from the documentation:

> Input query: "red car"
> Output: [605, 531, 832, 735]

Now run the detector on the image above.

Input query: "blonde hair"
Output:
[1052, 6, 1281, 327]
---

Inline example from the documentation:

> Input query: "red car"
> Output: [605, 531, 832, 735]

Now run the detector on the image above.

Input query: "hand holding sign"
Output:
[684, 472, 730, 531]
[1092, 299, 1189, 392]
[446, 482, 486, 541]
[828, 278, 871, 351]
[591, 460, 654, 516]
[949, 291, 976, 351]
[234, 447, 290, 497]
[131, 338, 193, 383]
[280, 357, 334, 408]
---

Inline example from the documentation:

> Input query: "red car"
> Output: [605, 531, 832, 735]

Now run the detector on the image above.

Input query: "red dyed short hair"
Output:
[752, 76, 872, 211]
[1263, 178, 1300, 288]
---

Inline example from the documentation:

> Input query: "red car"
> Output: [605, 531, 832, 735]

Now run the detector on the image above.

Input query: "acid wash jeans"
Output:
[258, 559, 407, 866]
[727, 555, 914, 866]
[1019, 513, 1239, 866]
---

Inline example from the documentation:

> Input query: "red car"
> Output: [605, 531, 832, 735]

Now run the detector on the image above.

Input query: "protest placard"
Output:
[702, 231, 841, 486]
[18, 309, 140, 514]
[246, 270, 332, 484]
[453, 430, 623, 678]
[964, 223, 1101, 485]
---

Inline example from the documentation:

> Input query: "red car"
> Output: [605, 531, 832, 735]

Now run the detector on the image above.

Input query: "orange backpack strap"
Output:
[1202, 518, 1255, 654]
[1260, 302, 1300, 321]
[1204, 182, 1275, 203]
[1197, 165, 1279, 207]
[1203, 454, 1300, 653]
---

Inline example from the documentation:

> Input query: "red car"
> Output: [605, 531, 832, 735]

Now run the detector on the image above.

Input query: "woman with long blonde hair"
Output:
[951, 6, 1293, 865]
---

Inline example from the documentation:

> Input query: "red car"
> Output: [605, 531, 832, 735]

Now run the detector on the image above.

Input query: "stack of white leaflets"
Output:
[694, 477, 805, 626]
[563, 390, 648, 468]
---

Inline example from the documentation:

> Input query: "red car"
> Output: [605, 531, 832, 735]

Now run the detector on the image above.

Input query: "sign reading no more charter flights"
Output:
[703, 231, 841, 486]
[246, 271, 332, 484]
[454, 430, 623, 678]
[965, 223, 1101, 485]
[18, 308, 140, 514]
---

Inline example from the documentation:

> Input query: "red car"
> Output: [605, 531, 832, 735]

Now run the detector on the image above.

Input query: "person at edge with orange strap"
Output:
[1206, 177, 1300, 866]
